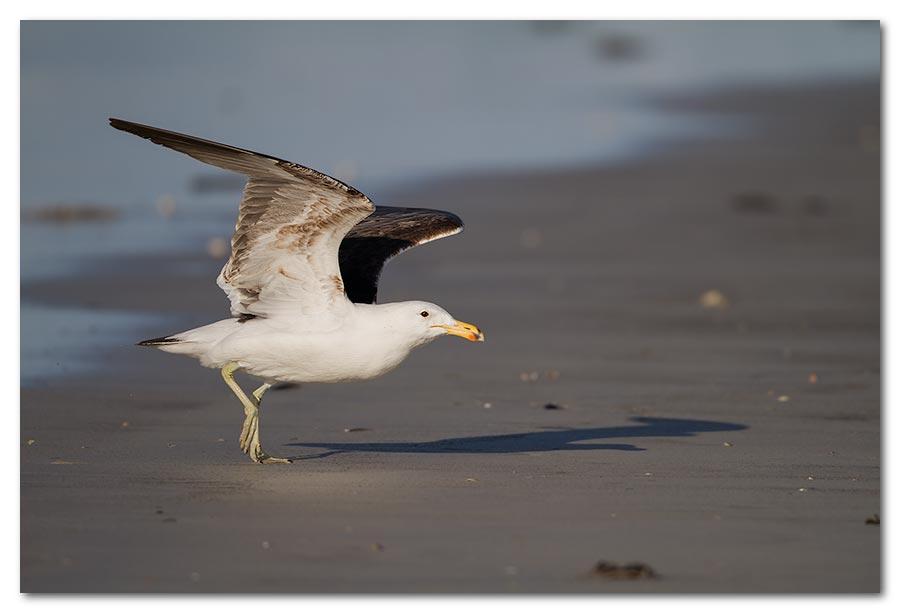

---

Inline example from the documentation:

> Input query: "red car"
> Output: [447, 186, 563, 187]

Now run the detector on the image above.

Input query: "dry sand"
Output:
[21, 78, 880, 593]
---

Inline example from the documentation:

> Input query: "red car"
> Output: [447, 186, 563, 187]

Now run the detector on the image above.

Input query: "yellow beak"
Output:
[434, 319, 484, 342]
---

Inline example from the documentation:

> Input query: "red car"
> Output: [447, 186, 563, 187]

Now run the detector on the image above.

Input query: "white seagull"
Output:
[111, 118, 484, 464]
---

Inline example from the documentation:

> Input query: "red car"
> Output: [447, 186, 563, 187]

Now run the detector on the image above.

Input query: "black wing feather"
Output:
[339, 206, 464, 304]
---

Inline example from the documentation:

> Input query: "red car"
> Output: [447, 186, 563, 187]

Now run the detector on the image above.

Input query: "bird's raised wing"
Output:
[339, 206, 464, 304]
[110, 118, 374, 319]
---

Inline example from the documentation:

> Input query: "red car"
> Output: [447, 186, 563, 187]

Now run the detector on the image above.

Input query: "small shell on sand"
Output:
[699, 289, 729, 309]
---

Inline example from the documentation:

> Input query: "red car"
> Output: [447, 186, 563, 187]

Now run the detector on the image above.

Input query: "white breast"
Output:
[205, 306, 419, 384]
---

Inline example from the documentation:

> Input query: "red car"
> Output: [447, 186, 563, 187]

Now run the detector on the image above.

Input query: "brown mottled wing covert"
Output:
[109, 118, 374, 319]
[339, 206, 464, 304]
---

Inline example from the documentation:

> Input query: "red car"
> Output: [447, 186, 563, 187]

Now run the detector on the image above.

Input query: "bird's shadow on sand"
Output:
[284, 416, 747, 460]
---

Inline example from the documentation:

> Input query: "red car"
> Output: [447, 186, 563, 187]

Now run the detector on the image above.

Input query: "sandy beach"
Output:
[21, 77, 880, 593]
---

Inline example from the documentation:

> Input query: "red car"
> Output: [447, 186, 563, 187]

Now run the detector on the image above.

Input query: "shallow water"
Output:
[21, 204, 233, 281]
[20, 301, 178, 386]
[20, 203, 234, 384]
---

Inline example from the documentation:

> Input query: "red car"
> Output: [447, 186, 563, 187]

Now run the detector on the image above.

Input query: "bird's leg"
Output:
[220, 364, 259, 453]
[246, 383, 289, 463]
[252, 382, 272, 403]
[220, 365, 291, 464]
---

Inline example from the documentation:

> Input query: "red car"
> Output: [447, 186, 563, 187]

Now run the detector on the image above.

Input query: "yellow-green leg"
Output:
[253, 382, 272, 403]
[221, 364, 291, 464]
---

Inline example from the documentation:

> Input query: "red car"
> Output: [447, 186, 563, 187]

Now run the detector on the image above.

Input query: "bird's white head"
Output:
[375, 301, 484, 348]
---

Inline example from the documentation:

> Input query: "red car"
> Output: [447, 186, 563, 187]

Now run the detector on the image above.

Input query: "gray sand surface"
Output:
[21, 79, 880, 592]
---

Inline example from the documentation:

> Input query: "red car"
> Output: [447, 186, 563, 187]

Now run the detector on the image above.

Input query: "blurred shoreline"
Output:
[22, 21, 879, 209]
[21, 75, 880, 385]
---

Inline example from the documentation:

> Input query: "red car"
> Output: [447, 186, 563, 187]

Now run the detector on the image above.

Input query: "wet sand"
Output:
[21, 78, 880, 592]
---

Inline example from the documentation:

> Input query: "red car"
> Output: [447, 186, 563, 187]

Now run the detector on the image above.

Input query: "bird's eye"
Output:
[420, 310, 429, 318]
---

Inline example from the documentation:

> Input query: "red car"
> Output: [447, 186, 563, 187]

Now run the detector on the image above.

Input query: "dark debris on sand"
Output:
[28, 203, 119, 224]
[592, 561, 659, 580]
